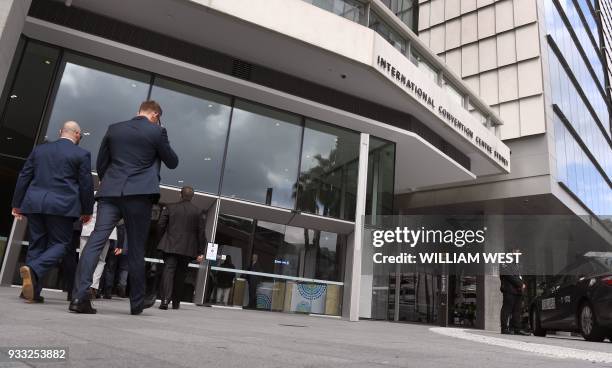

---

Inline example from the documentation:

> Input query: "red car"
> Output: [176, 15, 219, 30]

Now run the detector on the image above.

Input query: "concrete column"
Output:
[342, 133, 369, 321]
[0, 0, 31, 93]
[0, 217, 27, 285]
[194, 198, 220, 305]
[477, 213, 504, 331]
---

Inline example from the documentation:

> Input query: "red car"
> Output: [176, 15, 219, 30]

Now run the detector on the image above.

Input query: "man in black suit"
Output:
[157, 186, 206, 310]
[499, 247, 529, 335]
[11, 121, 94, 303]
[70, 101, 178, 315]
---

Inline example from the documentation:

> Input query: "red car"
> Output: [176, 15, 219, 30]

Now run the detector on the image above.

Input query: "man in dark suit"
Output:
[499, 247, 529, 335]
[11, 121, 94, 303]
[70, 101, 178, 315]
[157, 186, 206, 310]
[247, 254, 262, 309]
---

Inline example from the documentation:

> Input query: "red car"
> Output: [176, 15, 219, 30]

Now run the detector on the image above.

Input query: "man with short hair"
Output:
[499, 247, 529, 335]
[157, 186, 206, 310]
[70, 101, 178, 315]
[12, 121, 94, 303]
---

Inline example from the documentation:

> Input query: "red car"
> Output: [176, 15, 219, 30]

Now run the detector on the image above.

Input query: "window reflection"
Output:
[366, 137, 396, 217]
[45, 54, 150, 168]
[0, 41, 59, 158]
[303, 0, 367, 24]
[380, 0, 418, 32]
[150, 77, 232, 193]
[369, 11, 408, 56]
[297, 119, 360, 220]
[221, 100, 302, 209]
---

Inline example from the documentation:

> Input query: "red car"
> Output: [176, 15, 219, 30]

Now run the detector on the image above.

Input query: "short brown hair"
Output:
[139, 100, 162, 116]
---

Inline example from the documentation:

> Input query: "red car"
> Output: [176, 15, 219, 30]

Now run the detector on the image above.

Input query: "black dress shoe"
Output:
[513, 330, 531, 336]
[159, 300, 169, 310]
[501, 329, 514, 335]
[66, 292, 72, 301]
[144, 296, 156, 309]
[19, 266, 36, 301]
[103, 291, 112, 300]
[69, 299, 97, 314]
[172, 300, 180, 310]
[20, 292, 44, 303]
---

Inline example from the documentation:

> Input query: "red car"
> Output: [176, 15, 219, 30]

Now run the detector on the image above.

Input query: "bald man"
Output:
[12, 121, 95, 303]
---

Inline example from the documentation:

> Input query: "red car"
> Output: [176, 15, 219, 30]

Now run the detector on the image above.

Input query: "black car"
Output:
[530, 253, 612, 341]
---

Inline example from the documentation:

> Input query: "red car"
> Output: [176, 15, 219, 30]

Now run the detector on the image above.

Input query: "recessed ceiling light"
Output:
[204, 157, 211, 161]
[9, 95, 17, 99]
[6, 137, 13, 140]
[44, 60, 51, 65]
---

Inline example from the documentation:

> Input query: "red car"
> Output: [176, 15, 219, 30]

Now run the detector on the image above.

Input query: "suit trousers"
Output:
[500, 292, 522, 331]
[73, 196, 152, 310]
[160, 253, 189, 304]
[79, 236, 110, 290]
[25, 214, 74, 297]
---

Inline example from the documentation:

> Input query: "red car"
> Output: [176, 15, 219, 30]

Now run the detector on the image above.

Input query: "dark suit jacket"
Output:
[96, 116, 178, 200]
[157, 200, 206, 258]
[12, 138, 94, 218]
[500, 262, 524, 295]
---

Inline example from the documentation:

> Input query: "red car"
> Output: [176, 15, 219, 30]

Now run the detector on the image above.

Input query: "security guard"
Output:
[499, 247, 529, 335]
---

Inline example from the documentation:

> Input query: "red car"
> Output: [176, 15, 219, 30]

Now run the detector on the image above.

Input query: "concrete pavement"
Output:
[0, 286, 611, 367]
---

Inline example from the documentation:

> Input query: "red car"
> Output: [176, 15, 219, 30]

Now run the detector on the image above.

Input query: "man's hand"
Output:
[114, 248, 123, 256]
[196, 255, 204, 263]
[80, 215, 92, 224]
[11, 208, 23, 220]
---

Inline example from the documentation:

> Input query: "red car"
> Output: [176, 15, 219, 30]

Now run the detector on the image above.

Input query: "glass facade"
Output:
[221, 100, 303, 209]
[0, 41, 59, 159]
[366, 137, 395, 217]
[544, 0, 612, 217]
[380, 0, 418, 31]
[211, 214, 345, 315]
[150, 77, 232, 193]
[45, 53, 150, 168]
[302, 0, 367, 24]
[17, 42, 395, 221]
[0, 38, 403, 316]
[298, 119, 360, 220]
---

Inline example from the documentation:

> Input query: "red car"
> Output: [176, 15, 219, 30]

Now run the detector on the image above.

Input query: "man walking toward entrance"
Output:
[157, 186, 206, 310]
[11, 121, 94, 303]
[70, 101, 178, 315]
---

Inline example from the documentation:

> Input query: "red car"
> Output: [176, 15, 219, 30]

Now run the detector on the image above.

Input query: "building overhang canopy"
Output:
[38, 0, 511, 193]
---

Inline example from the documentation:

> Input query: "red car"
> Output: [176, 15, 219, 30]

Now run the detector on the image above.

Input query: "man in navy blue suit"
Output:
[70, 100, 178, 315]
[12, 121, 94, 303]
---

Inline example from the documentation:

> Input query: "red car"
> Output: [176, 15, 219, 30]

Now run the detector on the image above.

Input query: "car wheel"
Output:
[531, 308, 546, 337]
[579, 302, 605, 342]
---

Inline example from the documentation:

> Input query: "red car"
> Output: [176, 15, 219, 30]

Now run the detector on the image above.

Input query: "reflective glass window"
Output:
[366, 137, 396, 216]
[298, 119, 360, 220]
[45, 53, 150, 169]
[369, 11, 408, 56]
[150, 77, 232, 193]
[380, 0, 418, 31]
[221, 100, 302, 209]
[303, 0, 367, 24]
[0, 41, 59, 158]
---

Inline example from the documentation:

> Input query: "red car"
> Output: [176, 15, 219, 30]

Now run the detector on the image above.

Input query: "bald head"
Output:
[60, 121, 82, 144]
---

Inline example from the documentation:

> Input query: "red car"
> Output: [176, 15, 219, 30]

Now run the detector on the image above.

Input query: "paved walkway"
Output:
[0, 287, 611, 367]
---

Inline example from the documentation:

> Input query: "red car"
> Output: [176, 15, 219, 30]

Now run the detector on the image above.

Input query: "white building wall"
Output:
[418, 0, 545, 140]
